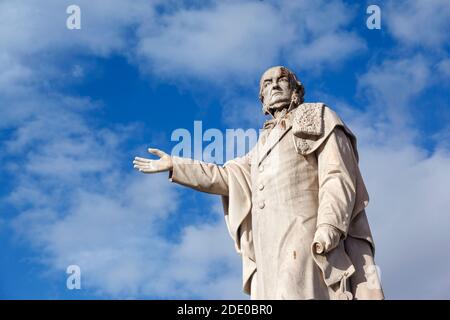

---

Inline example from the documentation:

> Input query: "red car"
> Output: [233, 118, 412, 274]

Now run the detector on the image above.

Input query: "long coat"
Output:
[169, 103, 384, 300]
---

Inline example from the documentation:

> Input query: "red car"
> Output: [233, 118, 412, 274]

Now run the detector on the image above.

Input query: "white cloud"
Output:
[0, 53, 33, 95]
[0, 0, 365, 89]
[136, 0, 365, 82]
[357, 55, 431, 129]
[331, 50, 450, 298]
[386, 0, 450, 49]
[2, 0, 450, 300]
[0, 66, 245, 298]
[289, 32, 365, 71]
[358, 142, 450, 299]
[437, 58, 450, 79]
[11, 175, 245, 298]
[329, 96, 450, 299]
[221, 97, 266, 129]
[0, 0, 156, 57]
[12, 175, 175, 297]
[0, 0, 247, 298]
[137, 1, 290, 83]
[278, 0, 366, 71]
[3, 84, 245, 298]
[167, 218, 246, 299]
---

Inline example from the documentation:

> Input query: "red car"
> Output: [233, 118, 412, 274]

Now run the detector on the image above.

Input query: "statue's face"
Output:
[260, 66, 293, 109]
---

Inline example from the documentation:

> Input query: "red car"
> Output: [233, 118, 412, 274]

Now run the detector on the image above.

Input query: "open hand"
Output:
[133, 148, 173, 174]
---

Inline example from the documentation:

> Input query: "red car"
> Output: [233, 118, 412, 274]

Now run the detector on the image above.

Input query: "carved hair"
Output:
[259, 66, 305, 115]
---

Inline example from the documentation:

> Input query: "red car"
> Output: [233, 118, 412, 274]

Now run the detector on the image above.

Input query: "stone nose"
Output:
[271, 81, 281, 90]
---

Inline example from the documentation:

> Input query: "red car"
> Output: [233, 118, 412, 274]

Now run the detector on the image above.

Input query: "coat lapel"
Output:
[256, 119, 292, 166]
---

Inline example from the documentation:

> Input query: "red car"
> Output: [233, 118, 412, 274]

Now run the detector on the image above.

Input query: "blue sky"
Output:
[1, 0, 450, 299]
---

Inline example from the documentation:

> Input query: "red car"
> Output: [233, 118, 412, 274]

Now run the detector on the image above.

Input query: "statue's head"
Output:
[259, 66, 305, 115]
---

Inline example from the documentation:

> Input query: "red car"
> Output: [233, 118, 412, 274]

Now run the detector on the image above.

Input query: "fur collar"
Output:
[292, 102, 324, 138]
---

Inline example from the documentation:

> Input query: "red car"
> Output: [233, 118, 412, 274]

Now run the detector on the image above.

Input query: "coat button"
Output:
[259, 165, 264, 173]
[258, 183, 264, 191]
[259, 201, 265, 209]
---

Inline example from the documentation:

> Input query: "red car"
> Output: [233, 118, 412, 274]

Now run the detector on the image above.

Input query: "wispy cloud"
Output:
[136, 0, 366, 83]
[1, 0, 449, 300]
[137, 1, 289, 83]
[332, 29, 450, 298]
[0, 0, 249, 299]
[357, 55, 431, 131]
[386, 0, 450, 49]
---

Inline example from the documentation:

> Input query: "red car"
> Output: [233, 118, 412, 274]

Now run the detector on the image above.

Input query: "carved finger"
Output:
[148, 148, 167, 158]
[134, 159, 153, 166]
[143, 161, 161, 171]
[140, 166, 161, 173]
[133, 161, 149, 167]
[134, 162, 155, 170]
[134, 164, 147, 171]
[134, 157, 151, 163]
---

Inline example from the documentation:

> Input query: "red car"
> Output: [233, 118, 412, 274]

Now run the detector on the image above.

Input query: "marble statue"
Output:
[133, 66, 384, 300]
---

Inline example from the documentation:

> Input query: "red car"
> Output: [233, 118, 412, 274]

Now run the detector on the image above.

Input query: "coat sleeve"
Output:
[168, 157, 229, 195]
[168, 154, 251, 196]
[316, 127, 357, 236]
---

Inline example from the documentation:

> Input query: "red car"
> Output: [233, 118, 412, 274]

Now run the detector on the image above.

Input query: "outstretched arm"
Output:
[168, 156, 229, 195]
[133, 148, 229, 196]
